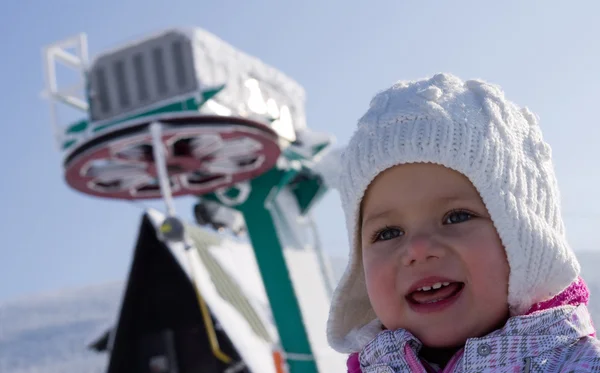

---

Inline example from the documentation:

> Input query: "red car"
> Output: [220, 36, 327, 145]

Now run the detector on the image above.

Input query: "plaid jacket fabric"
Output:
[356, 305, 600, 372]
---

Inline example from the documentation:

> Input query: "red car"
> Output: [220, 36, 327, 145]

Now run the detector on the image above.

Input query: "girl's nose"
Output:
[401, 234, 445, 267]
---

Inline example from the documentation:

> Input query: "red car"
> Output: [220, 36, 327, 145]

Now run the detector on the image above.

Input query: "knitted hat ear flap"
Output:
[327, 206, 380, 353]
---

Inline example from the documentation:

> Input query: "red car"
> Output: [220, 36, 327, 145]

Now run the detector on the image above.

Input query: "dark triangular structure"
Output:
[104, 213, 249, 373]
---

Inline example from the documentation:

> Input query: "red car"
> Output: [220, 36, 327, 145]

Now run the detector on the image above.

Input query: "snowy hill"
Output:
[1, 251, 599, 372]
[0, 282, 122, 373]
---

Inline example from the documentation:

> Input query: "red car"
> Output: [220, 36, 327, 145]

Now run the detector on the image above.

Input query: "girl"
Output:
[327, 73, 600, 372]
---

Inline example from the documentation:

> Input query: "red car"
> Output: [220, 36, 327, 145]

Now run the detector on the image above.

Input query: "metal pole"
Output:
[150, 122, 176, 217]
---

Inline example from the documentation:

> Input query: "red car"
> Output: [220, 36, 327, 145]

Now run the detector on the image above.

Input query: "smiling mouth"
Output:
[406, 282, 465, 305]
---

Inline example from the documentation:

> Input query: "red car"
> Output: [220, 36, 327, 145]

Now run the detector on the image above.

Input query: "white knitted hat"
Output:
[327, 73, 581, 353]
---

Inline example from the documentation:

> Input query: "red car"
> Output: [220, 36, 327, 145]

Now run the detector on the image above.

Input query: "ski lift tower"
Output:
[42, 29, 339, 373]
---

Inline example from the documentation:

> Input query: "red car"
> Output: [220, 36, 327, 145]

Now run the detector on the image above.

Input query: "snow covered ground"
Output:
[0, 282, 122, 373]
[2, 251, 599, 373]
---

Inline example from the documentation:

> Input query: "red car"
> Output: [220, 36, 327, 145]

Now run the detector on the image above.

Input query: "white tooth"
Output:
[442, 282, 450, 286]
[432, 282, 442, 290]
[421, 286, 432, 291]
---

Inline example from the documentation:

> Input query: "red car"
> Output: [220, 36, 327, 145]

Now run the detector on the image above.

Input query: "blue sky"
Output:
[1, 0, 600, 301]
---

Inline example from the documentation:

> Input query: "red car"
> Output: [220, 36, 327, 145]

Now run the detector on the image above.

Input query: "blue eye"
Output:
[444, 210, 474, 224]
[372, 227, 403, 242]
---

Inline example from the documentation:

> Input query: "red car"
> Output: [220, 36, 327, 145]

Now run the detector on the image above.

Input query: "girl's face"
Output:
[361, 163, 509, 348]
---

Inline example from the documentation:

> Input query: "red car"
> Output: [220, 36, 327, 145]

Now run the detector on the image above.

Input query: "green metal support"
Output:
[204, 167, 320, 373]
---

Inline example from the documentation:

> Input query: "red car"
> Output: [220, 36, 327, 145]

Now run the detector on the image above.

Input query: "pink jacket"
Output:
[348, 279, 600, 372]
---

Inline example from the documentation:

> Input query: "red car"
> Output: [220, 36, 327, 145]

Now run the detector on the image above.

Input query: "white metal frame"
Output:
[41, 33, 89, 150]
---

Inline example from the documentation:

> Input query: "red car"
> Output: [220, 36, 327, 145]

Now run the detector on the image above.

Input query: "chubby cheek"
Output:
[464, 236, 510, 313]
[363, 250, 405, 327]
